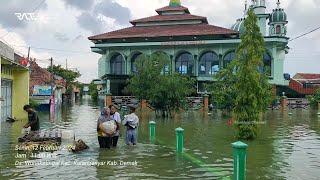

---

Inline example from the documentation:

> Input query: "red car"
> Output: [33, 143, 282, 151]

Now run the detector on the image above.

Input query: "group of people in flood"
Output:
[21, 103, 139, 150]
[97, 104, 139, 149]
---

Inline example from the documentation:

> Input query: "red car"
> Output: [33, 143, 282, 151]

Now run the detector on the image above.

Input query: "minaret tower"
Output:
[231, 0, 247, 34]
[269, 0, 288, 37]
[251, 0, 269, 36]
[243, 0, 248, 17]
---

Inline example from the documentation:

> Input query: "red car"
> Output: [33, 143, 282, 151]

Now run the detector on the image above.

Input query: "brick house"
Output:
[288, 73, 320, 96]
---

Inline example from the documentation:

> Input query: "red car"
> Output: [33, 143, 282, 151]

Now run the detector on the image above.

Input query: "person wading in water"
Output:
[97, 107, 117, 149]
[122, 105, 139, 145]
[109, 104, 121, 147]
[23, 105, 40, 131]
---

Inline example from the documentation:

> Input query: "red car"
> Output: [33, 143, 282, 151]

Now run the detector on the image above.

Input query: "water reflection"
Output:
[0, 97, 319, 179]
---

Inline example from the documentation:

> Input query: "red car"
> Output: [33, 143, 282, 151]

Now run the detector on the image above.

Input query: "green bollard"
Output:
[149, 121, 156, 143]
[175, 127, 184, 153]
[232, 141, 248, 180]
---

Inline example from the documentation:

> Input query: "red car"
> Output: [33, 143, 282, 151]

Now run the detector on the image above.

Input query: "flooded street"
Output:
[0, 97, 320, 179]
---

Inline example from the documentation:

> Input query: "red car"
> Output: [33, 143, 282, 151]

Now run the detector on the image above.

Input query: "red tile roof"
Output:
[156, 6, 190, 13]
[293, 73, 320, 80]
[130, 14, 207, 25]
[289, 73, 320, 95]
[88, 24, 237, 41]
[29, 61, 66, 95]
[289, 79, 319, 95]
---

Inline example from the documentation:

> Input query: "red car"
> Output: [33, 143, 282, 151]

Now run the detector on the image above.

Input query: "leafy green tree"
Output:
[208, 9, 272, 139]
[89, 81, 98, 101]
[128, 52, 195, 117]
[75, 82, 84, 97]
[127, 53, 167, 100]
[208, 60, 239, 114]
[233, 9, 272, 140]
[47, 65, 81, 94]
[149, 73, 195, 117]
[307, 88, 320, 108]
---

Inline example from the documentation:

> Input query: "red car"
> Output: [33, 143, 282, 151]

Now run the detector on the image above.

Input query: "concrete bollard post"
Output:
[232, 141, 248, 180]
[175, 127, 184, 153]
[149, 121, 156, 143]
[280, 96, 288, 111]
[203, 94, 209, 111]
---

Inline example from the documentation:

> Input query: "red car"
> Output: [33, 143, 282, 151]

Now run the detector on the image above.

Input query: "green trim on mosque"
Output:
[89, 0, 290, 96]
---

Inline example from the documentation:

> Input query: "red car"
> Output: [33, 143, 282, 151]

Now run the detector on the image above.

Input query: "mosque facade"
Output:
[89, 0, 289, 95]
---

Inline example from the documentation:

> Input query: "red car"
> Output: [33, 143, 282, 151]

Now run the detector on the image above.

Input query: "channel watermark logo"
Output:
[15, 13, 39, 21]
[14, 12, 51, 23]
[227, 118, 266, 126]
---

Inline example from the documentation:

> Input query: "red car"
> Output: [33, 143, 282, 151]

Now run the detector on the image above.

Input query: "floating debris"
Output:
[69, 139, 89, 152]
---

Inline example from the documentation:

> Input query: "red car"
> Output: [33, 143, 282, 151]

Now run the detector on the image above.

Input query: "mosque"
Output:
[89, 0, 289, 96]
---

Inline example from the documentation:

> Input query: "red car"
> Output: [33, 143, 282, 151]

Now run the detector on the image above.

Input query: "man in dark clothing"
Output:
[23, 105, 40, 131]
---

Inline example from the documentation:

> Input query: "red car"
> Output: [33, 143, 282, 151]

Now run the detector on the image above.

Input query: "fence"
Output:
[111, 96, 204, 110]
[287, 98, 309, 109]
[111, 96, 139, 108]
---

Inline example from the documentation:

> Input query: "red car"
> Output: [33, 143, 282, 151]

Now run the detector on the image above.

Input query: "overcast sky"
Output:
[0, 0, 319, 83]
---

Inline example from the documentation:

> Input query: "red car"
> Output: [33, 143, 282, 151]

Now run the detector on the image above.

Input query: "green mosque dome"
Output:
[270, 8, 287, 23]
[169, 0, 181, 7]
[231, 18, 246, 34]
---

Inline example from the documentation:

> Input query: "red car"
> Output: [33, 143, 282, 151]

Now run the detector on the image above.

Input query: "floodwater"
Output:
[0, 96, 320, 179]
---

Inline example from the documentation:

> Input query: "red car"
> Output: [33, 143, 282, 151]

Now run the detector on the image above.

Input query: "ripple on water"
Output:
[1, 102, 320, 179]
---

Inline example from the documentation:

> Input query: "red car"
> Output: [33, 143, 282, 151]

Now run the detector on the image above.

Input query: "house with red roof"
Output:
[29, 61, 66, 108]
[288, 73, 320, 96]
[88, 0, 290, 96]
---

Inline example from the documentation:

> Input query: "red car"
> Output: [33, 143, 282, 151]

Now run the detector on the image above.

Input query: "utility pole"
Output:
[49, 57, 55, 122]
[50, 57, 54, 95]
[27, 47, 30, 61]
[65, 59, 68, 70]
[27, 47, 31, 74]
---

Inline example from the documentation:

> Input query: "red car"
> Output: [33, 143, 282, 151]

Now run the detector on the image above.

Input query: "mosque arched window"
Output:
[175, 52, 194, 75]
[199, 52, 219, 75]
[131, 53, 142, 74]
[110, 53, 125, 75]
[223, 51, 236, 68]
[259, 53, 272, 76]
[276, 25, 281, 34]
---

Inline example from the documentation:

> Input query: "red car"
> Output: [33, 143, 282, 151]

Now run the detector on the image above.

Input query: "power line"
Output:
[31, 0, 46, 12]
[289, 25, 320, 42]
[10, 44, 92, 54]
[0, 39, 79, 64]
